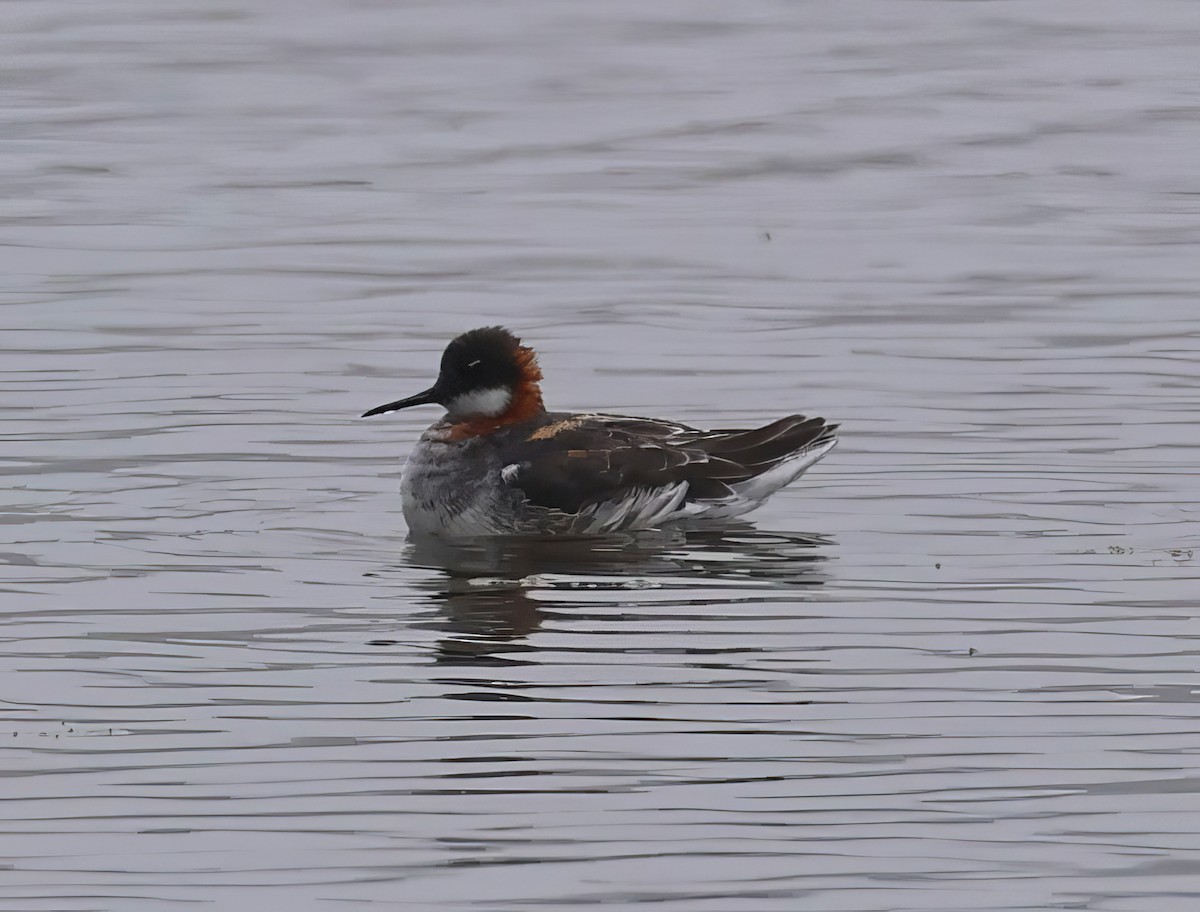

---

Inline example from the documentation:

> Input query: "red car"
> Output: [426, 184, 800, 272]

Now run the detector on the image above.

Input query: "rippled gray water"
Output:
[4, 2, 1200, 910]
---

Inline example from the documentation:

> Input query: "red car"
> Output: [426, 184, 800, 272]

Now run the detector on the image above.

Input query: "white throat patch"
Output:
[446, 386, 512, 419]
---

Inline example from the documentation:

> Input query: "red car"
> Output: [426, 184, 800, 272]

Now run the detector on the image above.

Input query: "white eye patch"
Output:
[467, 360, 481, 368]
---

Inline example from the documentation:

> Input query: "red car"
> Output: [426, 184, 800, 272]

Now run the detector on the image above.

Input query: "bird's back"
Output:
[467, 411, 838, 534]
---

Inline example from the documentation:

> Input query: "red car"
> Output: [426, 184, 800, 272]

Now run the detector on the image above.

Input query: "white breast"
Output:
[400, 434, 510, 536]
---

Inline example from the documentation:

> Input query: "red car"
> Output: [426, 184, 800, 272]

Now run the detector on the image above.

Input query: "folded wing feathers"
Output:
[511, 413, 837, 522]
[682, 415, 836, 481]
[598, 415, 837, 511]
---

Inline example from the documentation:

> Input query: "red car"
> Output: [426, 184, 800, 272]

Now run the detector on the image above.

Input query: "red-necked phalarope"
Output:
[363, 327, 838, 537]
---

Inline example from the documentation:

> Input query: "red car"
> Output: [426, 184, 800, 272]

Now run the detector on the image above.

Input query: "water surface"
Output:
[3, 1, 1200, 910]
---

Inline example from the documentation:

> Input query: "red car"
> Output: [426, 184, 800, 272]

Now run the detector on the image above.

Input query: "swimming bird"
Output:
[362, 327, 837, 537]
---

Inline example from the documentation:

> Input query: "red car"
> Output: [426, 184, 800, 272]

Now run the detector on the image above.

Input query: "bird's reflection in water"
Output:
[396, 525, 832, 666]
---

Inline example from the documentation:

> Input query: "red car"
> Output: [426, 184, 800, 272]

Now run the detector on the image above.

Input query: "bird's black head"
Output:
[362, 326, 544, 421]
[436, 326, 527, 402]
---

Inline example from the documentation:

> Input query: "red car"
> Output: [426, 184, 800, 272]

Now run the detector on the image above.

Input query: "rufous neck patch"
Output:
[445, 375, 544, 441]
